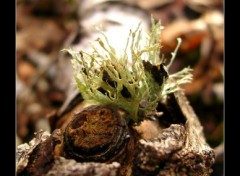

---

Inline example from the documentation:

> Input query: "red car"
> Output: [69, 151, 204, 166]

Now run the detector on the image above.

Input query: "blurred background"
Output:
[16, 0, 223, 175]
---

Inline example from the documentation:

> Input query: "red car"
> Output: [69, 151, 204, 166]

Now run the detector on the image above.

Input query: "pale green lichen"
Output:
[63, 18, 192, 122]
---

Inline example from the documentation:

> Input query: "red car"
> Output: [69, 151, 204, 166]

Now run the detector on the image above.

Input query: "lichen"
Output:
[63, 17, 192, 122]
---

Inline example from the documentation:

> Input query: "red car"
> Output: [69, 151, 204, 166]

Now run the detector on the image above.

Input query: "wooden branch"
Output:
[16, 91, 215, 176]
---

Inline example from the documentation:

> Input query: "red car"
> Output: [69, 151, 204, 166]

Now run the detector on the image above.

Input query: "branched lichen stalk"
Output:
[63, 18, 192, 122]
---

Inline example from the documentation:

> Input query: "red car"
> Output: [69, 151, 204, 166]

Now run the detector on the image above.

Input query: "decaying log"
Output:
[16, 90, 215, 176]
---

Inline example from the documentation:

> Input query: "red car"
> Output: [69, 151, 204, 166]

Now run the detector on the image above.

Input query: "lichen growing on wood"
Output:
[64, 18, 192, 122]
